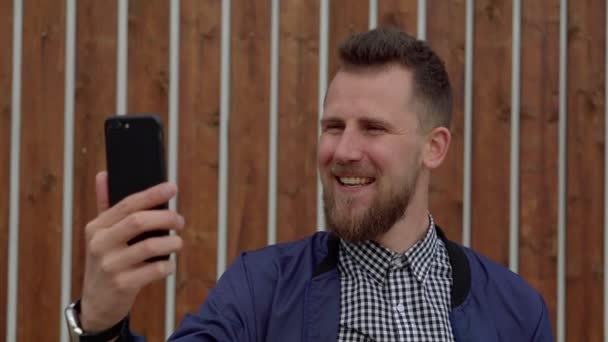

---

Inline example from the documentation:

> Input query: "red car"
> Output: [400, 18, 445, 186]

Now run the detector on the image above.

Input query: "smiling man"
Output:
[67, 27, 553, 342]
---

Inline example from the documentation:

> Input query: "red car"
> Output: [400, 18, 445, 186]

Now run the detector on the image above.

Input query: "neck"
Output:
[375, 171, 430, 254]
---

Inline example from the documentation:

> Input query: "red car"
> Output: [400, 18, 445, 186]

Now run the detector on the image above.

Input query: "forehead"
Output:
[323, 65, 416, 124]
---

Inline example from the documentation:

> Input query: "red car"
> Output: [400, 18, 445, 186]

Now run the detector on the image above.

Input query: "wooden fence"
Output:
[0, 0, 606, 341]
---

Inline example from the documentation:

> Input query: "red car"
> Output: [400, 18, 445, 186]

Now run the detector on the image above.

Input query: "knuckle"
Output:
[88, 236, 104, 258]
[128, 213, 146, 233]
[117, 199, 134, 215]
[141, 239, 159, 255]
[84, 221, 99, 241]
[99, 257, 114, 274]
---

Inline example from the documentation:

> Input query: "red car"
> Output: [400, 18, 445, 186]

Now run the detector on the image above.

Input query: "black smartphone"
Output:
[104, 114, 169, 261]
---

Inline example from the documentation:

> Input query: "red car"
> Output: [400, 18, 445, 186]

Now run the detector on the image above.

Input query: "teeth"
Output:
[339, 177, 373, 185]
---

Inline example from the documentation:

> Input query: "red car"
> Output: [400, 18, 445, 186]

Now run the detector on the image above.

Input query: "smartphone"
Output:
[104, 114, 169, 261]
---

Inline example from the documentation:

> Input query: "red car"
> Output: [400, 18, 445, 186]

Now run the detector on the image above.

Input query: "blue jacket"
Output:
[127, 228, 553, 341]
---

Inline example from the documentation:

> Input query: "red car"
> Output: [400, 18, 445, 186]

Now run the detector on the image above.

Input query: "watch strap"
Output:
[74, 300, 130, 342]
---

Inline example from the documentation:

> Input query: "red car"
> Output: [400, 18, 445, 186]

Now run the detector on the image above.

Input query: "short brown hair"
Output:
[338, 27, 452, 131]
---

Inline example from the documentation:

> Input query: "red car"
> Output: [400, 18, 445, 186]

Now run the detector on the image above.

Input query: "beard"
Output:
[323, 166, 419, 243]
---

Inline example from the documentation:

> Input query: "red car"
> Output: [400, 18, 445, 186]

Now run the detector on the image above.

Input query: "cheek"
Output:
[317, 136, 335, 167]
[369, 143, 417, 178]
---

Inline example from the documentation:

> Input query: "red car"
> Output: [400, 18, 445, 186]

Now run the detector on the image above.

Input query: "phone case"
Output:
[104, 114, 169, 261]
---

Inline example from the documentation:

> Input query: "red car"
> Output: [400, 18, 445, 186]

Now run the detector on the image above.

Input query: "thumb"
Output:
[95, 171, 110, 213]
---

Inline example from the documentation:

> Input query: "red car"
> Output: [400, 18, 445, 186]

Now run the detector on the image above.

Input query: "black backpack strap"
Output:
[436, 226, 471, 309]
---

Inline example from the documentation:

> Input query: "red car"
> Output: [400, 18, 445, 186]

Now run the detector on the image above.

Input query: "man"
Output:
[65, 27, 553, 341]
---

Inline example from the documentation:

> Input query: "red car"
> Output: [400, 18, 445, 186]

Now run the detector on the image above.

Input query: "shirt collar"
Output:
[339, 214, 439, 285]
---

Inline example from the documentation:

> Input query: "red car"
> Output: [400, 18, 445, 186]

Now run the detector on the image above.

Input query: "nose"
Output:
[333, 128, 363, 163]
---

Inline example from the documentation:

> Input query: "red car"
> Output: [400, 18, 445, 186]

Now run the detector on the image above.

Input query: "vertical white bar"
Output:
[59, 0, 77, 341]
[317, 0, 329, 232]
[368, 0, 377, 30]
[217, 0, 231, 278]
[267, 0, 280, 246]
[116, 0, 128, 115]
[165, 0, 180, 338]
[6, 0, 23, 341]
[605, 0, 608, 338]
[508, 0, 521, 273]
[462, 0, 474, 247]
[417, 0, 426, 40]
[557, 0, 568, 340]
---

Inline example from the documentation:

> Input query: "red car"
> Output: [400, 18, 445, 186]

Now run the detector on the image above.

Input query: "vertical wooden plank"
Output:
[127, 1, 169, 340]
[0, 0, 12, 338]
[276, 0, 320, 243]
[470, 0, 512, 266]
[566, 0, 606, 340]
[328, 1, 368, 78]
[227, 0, 271, 262]
[17, 0, 65, 340]
[378, 0, 417, 35]
[426, 0, 466, 242]
[71, 0, 117, 304]
[175, 0, 221, 324]
[518, 0, 560, 333]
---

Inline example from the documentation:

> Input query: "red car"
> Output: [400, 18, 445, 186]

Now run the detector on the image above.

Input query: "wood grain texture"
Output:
[378, 0, 417, 35]
[71, 0, 117, 302]
[174, 0, 221, 325]
[328, 1, 368, 78]
[0, 0, 12, 338]
[470, 0, 512, 266]
[17, 0, 65, 340]
[518, 0, 560, 333]
[566, 0, 605, 340]
[276, 0, 320, 243]
[127, 1, 170, 340]
[426, 0, 465, 242]
[227, 0, 271, 262]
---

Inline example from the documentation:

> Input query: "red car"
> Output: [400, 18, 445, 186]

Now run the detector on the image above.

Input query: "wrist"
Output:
[65, 300, 129, 342]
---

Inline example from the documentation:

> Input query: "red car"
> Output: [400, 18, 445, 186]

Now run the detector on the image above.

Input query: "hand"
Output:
[79, 171, 185, 331]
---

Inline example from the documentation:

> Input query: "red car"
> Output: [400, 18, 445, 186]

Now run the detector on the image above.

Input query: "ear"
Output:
[422, 127, 451, 169]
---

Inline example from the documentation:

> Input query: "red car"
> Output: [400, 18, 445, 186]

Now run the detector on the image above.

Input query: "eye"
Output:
[365, 124, 386, 135]
[322, 122, 344, 134]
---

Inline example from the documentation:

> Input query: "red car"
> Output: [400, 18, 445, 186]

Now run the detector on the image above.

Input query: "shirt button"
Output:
[392, 258, 403, 267]
[395, 302, 405, 312]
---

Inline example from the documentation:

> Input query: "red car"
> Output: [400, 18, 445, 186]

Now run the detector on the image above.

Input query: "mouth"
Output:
[335, 176, 375, 187]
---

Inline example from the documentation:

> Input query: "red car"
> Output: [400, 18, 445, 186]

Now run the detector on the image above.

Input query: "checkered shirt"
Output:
[337, 215, 454, 341]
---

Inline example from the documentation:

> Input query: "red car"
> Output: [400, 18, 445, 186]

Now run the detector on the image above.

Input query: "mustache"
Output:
[330, 164, 377, 177]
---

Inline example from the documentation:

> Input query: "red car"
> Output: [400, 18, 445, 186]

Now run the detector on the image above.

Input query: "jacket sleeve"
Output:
[531, 294, 554, 342]
[167, 254, 257, 341]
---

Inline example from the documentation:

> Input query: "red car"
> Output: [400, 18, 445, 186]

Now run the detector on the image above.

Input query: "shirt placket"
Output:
[388, 256, 409, 341]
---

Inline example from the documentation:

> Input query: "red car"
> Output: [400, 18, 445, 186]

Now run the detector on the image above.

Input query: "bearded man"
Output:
[66, 27, 553, 342]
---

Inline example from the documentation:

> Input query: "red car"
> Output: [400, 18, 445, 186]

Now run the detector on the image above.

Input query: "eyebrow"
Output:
[320, 116, 396, 130]
[320, 117, 343, 126]
[359, 117, 393, 129]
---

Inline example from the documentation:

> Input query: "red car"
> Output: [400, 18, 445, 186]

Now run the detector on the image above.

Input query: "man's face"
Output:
[318, 65, 425, 242]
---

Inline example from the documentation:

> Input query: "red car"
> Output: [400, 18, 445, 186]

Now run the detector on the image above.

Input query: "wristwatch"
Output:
[64, 300, 128, 341]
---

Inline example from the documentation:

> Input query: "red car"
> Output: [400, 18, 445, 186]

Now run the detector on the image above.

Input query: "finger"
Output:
[117, 259, 176, 291]
[96, 171, 110, 214]
[103, 235, 183, 273]
[97, 182, 177, 227]
[105, 210, 184, 246]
